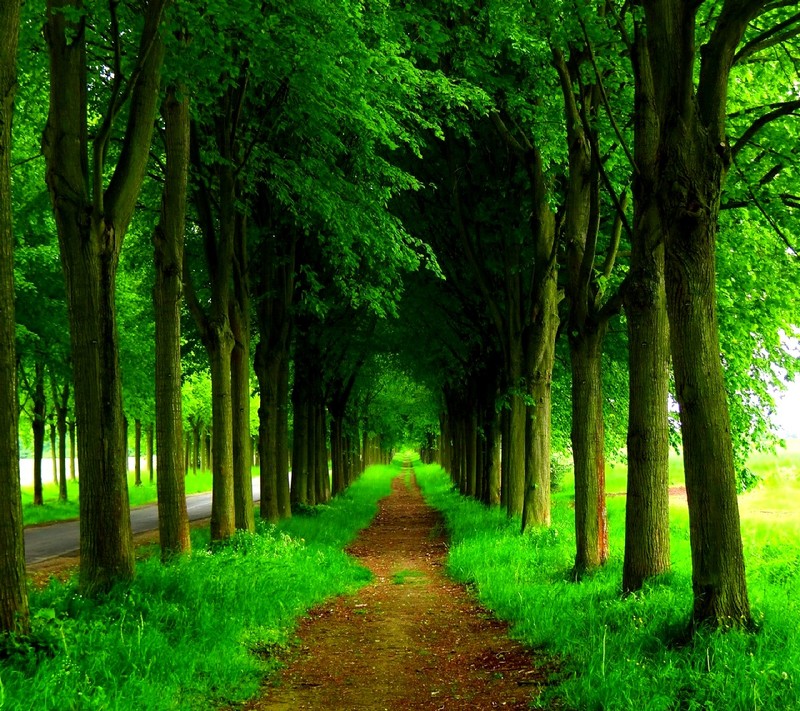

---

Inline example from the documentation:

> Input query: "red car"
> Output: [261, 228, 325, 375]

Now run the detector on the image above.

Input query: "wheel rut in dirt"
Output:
[248, 466, 558, 710]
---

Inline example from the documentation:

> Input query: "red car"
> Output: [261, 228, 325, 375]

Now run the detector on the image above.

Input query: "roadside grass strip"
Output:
[23, 470, 225, 527]
[415, 463, 800, 710]
[1, 463, 399, 710]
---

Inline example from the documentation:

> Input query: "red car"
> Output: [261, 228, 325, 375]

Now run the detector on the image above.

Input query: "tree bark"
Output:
[0, 0, 29, 633]
[32, 363, 46, 506]
[256, 351, 280, 522]
[623, 233, 670, 591]
[192, 424, 200, 474]
[487, 411, 501, 506]
[623, 25, 671, 592]
[570, 327, 609, 576]
[642, 0, 753, 627]
[522, 206, 558, 530]
[43, 0, 167, 593]
[69, 419, 76, 480]
[49, 420, 58, 485]
[230, 212, 254, 533]
[54, 379, 69, 502]
[208, 335, 236, 539]
[153, 84, 191, 557]
[147, 424, 154, 484]
[316, 401, 329, 503]
[330, 415, 345, 497]
[134, 419, 142, 486]
[500, 406, 509, 510]
[291, 368, 309, 506]
[277, 351, 292, 515]
[505, 341, 526, 517]
[307, 403, 318, 505]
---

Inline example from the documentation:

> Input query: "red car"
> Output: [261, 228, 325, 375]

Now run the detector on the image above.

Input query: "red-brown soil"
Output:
[246, 470, 560, 710]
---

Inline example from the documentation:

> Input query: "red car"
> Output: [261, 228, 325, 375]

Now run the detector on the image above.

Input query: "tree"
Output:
[152, 78, 191, 557]
[42, 0, 168, 592]
[0, 0, 29, 634]
[622, 12, 671, 593]
[635, 0, 799, 627]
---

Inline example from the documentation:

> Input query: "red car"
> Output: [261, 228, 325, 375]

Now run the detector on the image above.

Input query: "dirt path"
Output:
[248, 467, 558, 710]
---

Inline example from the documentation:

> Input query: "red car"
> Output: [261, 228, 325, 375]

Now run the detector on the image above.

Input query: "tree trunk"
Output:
[192, 425, 200, 474]
[147, 424, 154, 483]
[69, 419, 76, 480]
[291, 376, 309, 506]
[152, 84, 191, 557]
[316, 403, 329, 503]
[487, 411, 501, 506]
[500, 406, 509, 510]
[49, 420, 58, 485]
[506, 347, 526, 518]
[623, 232, 671, 591]
[307, 406, 318, 505]
[43, 0, 167, 593]
[641, 0, 753, 630]
[230, 309, 254, 532]
[230, 212, 254, 533]
[662, 159, 750, 625]
[208, 335, 236, 540]
[0, 0, 29, 632]
[277, 351, 292, 516]
[134, 419, 142, 486]
[32, 363, 46, 506]
[570, 327, 609, 576]
[56, 383, 68, 502]
[623, 34, 671, 589]
[256, 349, 280, 522]
[522, 263, 558, 530]
[330, 415, 345, 497]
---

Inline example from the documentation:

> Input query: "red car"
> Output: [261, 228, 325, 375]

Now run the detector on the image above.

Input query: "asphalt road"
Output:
[24, 477, 261, 565]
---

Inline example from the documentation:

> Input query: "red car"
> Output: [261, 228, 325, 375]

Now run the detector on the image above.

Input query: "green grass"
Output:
[23, 469, 224, 527]
[416, 443, 800, 710]
[3, 462, 400, 710]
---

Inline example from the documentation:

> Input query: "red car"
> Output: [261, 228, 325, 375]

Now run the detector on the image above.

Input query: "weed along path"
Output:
[248, 467, 556, 710]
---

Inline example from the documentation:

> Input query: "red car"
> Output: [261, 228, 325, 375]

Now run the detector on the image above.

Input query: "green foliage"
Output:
[416, 451, 800, 710]
[4, 464, 398, 709]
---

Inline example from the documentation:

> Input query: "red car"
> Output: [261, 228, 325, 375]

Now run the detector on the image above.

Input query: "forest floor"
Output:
[245, 469, 560, 711]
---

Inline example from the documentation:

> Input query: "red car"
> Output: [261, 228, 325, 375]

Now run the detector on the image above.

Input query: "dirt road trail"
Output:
[249, 467, 556, 710]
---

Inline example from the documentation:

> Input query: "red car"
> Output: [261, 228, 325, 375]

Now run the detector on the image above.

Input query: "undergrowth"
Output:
[416, 463, 800, 710]
[3, 463, 399, 710]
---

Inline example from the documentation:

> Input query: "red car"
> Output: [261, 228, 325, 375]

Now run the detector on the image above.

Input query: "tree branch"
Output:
[731, 99, 800, 158]
[489, 112, 528, 157]
[576, 11, 637, 172]
[733, 160, 799, 257]
[735, 11, 800, 64]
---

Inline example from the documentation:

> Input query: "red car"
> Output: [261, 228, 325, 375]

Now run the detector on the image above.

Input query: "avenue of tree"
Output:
[0, 0, 798, 638]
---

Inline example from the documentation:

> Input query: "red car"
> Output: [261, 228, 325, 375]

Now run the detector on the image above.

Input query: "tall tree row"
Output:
[2, 0, 798, 640]
[414, 0, 799, 630]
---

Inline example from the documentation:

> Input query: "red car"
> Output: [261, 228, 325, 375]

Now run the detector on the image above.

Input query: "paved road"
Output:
[24, 478, 261, 565]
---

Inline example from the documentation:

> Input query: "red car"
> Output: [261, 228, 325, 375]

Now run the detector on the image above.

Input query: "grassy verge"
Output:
[3, 462, 399, 710]
[416, 450, 800, 710]
[23, 470, 223, 527]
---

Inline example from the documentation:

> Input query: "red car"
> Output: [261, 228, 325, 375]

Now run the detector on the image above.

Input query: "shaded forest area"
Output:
[1, 0, 799, 689]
